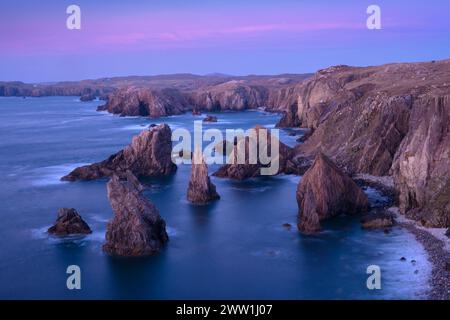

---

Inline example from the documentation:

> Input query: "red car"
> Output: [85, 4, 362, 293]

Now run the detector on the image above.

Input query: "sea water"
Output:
[0, 97, 431, 299]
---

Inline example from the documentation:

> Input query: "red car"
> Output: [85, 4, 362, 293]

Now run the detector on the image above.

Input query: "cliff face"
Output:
[281, 59, 450, 227]
[61, 124, 176, 181]
[189, 81, 268, 111]
[97, 87, 188, 117]
[391, 95, 450, 227]
[103, 171, 169, 256]
[93, 75, 311, 116]
[0, 81, 114, 98]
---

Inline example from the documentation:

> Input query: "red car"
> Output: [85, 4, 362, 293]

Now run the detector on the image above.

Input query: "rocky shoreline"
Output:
[391, 209, 450, 300]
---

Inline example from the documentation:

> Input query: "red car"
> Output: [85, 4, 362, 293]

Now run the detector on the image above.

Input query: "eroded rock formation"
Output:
[361, 210, 396, 229]
[281, 59, 450, 227]
[213, 125, 293, 180]
[48, 208, 92, 236]
[297, 153, 370, 233]
[97, 87, 187, 117]
[61, 124, 176, 181]
[103, 171, 169, 256]
[187, 150, 220, 204]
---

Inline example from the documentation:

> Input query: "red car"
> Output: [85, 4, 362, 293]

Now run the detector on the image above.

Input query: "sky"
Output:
[0, 0, 449, 82]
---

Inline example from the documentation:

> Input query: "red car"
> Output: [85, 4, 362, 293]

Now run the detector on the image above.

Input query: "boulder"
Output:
[48, 208, 92, 236]
[103, 171, 169, 256]
[187, 150, 220, 204]
[361, 209, 396, 229]
[203, 115, 218, 122]
[297, 153, 370, 233]
[61, 124, 177, 181]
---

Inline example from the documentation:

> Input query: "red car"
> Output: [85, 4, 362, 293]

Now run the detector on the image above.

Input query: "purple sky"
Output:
[0, 0, 449, 82]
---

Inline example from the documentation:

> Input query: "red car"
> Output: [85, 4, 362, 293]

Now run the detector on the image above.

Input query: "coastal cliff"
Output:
[278, 59, 450, 227]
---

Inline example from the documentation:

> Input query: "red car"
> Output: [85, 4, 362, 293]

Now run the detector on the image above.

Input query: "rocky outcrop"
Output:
[80, 92, 96, 101]
[48, 208, 92, 236]
[92, 75, 311, 117]
[61, 124, 176, 181]
[97, 87, 188, 117]
[189, 81, 269, 111]
[297, 153, 370, 233]
[103, 171, 169, 256]
[361, 210, 396, 229]
[213, 125, 293, 180]
[284, 60, 450, 227]
[187, 150, 220, 204]
[203, 115, 218, 122]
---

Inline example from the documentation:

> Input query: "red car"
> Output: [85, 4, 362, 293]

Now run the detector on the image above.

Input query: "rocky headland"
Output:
[276, 59, 450, 229]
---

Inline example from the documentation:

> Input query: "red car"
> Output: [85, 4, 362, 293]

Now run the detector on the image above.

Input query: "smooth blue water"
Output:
[0, 97, 431, 299]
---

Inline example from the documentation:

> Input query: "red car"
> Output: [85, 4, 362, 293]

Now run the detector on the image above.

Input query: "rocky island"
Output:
[187, 150, 220, 204]
[61, 124, 177, 181]
[48, 208, 92, 236]
[103, 171, 169, 257]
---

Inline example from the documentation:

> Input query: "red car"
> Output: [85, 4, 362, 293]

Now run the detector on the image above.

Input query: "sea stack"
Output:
[61, 124, 177, 181]
[213, 125, 293, 180]
[48, 208, 92, 236]
[187, 149, 220, 204]
[297, 153, 369, 234]
[103, 171, 169, 256]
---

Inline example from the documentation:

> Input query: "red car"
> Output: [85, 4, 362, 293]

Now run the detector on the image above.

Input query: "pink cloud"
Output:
[0, 5, 415, 55]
